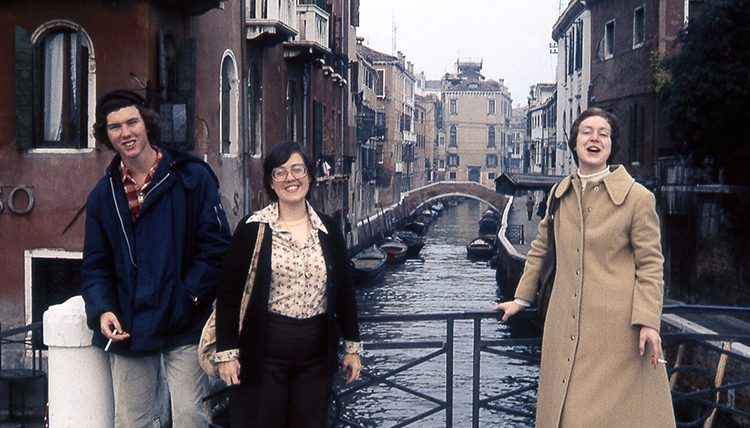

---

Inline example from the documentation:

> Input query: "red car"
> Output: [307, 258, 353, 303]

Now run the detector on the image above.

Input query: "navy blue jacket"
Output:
[81, 145, 231, 354]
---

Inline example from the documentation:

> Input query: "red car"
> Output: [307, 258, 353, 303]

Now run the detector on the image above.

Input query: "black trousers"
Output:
[229, 312, 331, 428]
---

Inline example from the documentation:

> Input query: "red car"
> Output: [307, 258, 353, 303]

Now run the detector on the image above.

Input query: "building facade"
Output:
[552, 0, 590, 175]
[527, 83, 558, 175]
[440, 59, 512, 186]
[1, 0, 362, 364]
[357, 44, 417, 207]
[2, 0, 237, 338]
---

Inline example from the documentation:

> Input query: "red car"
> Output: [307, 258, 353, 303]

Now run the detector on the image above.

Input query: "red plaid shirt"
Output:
[119, 147, 163, 221]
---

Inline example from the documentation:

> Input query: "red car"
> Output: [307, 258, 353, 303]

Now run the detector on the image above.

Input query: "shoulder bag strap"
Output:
[238, 223, 266, 335]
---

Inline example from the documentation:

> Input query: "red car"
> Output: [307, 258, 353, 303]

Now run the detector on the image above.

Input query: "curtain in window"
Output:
[43, 33, 65, 141]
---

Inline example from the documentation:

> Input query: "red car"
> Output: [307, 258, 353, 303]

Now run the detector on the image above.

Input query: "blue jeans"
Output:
[109, 344, 209, 428]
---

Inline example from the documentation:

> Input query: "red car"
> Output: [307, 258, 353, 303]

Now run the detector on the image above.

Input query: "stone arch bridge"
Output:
[400, 181, 507, 216]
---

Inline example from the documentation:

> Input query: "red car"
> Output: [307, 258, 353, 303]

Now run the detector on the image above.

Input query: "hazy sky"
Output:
[357, 0, 564, 107]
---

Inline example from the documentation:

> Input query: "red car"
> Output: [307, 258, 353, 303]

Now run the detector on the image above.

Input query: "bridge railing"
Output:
[204, 307, 750, 428]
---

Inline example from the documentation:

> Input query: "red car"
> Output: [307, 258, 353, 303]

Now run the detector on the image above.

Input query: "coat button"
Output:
[571, 336, 575, 340]
[576, 270, 580, 275]
[587, 207, 592, 212]
[594, 186, 599, 191]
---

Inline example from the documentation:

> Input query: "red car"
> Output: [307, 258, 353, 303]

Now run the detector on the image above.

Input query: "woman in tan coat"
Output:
[494, 108, 675, 427]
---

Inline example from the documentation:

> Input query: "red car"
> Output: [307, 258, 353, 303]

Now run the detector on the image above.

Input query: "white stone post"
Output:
[43, 296, 114, 428]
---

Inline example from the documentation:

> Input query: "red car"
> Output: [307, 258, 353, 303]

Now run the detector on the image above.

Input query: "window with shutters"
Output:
[449, 126, 457, 147]
[15, 23, 95, 151]
[488, 126, 496, 148]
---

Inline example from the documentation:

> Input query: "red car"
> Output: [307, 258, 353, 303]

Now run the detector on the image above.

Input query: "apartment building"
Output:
[527, 83, 558, 175]
[440, 59, 512, 186]
[552, 0, 590, 175]
[356, 44, 417, 206]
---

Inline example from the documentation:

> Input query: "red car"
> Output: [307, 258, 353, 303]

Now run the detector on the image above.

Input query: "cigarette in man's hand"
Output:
[105, 329, 117, 352]
[657, 358, 667, 364]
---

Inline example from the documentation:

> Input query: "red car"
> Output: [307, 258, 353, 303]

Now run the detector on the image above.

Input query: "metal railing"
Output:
[206, 306, 750, 428]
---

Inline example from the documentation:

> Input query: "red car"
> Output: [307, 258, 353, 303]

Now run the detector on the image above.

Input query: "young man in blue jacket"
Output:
[81, 89, 231, 427]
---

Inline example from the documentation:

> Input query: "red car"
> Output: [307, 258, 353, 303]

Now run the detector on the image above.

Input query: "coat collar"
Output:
[554, 165, 635, 206]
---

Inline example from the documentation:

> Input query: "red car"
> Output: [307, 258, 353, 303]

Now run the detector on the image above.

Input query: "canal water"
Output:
[336, 199, 541, 427]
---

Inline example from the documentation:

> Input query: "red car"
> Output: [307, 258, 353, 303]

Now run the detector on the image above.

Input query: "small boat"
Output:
[478, 209, 500, 233]
[403, 220, 426, 235]
[466, 237, 495, 260]
[380, 237, 408, 264]
[351, 245, 387, 284]
[431, 201, 444, 214]
[393, 230, 425, 258]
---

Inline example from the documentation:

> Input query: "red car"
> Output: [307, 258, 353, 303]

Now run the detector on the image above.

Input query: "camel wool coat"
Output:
[515, 166, 675, 428]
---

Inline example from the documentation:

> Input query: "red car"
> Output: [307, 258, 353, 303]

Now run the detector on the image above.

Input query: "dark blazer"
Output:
[215, 209, 360, 385]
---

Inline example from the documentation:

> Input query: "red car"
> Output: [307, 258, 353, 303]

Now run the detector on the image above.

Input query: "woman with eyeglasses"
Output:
[214, 141, 362, 428]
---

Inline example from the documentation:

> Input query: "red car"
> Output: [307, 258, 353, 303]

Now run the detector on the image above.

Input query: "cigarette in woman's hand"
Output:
[105, 329, 117, 352]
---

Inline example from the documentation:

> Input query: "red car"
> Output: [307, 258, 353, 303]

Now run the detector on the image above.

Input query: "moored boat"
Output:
[393, 230, 425, 258]
[380, 237, 408, 264]
[351, 245, 387, 284]
[403, 220, 426, 235]
[478, 209, 500, 233]
[466, 236, 495, 260]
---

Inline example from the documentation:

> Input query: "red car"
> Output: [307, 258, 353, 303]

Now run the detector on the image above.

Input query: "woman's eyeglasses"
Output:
[271, 164, 308, 181]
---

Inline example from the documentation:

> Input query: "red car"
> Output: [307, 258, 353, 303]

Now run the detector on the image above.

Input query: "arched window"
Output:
[449, 126, 457, 147]
[220, 53, 239, 155]
[15, 23, 95, 150]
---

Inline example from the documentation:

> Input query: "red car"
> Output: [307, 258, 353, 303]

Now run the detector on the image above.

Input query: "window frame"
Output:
[24, 249, 83, 327]
[604, 19, 616, 59]
[17, 22, 97, 153]
[220, 51, 240, 156]
[633, 6, 646, 49]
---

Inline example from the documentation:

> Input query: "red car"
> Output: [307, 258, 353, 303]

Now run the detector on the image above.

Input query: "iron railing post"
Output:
[472, 317, 481, 428]
[446, 317, 454, 428]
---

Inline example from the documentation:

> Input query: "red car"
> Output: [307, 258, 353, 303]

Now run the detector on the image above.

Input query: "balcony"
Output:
[284, 3, 330, 59]
[246, 0, 297, 47]
[402, 130, 417, 145]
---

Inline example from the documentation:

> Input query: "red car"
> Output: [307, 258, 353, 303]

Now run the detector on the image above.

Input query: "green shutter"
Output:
[175, 38, 196, 151]
[15, 26, 33, 150]
[76, 43, 90, 149]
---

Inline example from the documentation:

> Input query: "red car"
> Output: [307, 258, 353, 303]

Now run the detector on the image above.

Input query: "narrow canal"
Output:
[337, 199, 541, 427]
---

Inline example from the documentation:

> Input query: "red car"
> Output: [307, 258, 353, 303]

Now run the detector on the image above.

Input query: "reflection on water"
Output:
[337, 199, 540, 427]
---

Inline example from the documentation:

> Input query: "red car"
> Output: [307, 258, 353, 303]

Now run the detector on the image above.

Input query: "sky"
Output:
[357, 0, 564, 107]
